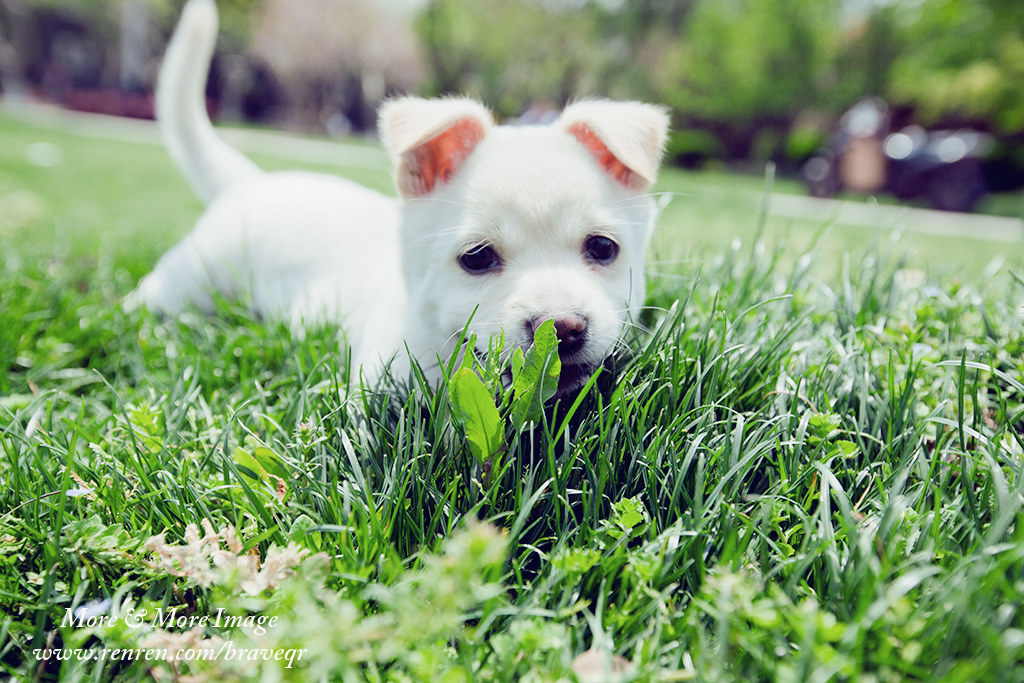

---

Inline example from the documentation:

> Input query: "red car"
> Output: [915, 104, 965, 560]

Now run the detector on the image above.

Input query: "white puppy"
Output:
[130, 0, 669, 396]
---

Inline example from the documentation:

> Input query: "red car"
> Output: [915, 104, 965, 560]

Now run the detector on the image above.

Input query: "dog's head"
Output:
[379, 97, 669, 395]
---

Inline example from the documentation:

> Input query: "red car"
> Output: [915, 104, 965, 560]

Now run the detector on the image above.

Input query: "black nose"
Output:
[526, 314, 589, 357]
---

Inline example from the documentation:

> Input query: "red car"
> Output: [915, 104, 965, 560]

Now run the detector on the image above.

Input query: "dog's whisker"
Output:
[410, 227, 466, 246]
[618, 319, 649, 332]
[646, 257, 699, 265]
[404, 196, 466, 209]
[636, 304, 675, 316]
[606, 190, 687, 210]
[605, 197, 660, 211]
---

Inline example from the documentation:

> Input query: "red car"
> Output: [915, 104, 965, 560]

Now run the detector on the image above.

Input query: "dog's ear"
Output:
[560, 100, 670, 192]
[378, 97, 493, 198]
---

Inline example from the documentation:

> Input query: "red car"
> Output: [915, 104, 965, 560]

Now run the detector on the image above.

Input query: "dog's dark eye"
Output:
[583, 235, 619, 265]
[459, 244, 502, 274]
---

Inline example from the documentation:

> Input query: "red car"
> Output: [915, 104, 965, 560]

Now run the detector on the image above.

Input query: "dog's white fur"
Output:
[129, 0, 669, 394]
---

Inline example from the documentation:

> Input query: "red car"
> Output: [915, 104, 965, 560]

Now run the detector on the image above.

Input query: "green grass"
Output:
[1, 111, 1024, 681]
[649, 170, 1024, 279]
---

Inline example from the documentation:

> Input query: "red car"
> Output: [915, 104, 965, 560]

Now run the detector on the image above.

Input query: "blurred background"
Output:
[1, 0, 1023, 215]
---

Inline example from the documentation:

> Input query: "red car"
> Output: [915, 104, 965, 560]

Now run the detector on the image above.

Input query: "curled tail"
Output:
[157, 0, 260, 204]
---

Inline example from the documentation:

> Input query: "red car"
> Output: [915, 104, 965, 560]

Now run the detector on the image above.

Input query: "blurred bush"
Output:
[1, 0, 1021, 173]
[414, 0, 1023, 171]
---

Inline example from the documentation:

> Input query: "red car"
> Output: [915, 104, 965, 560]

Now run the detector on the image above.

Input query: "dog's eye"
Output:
[583, 235, 619, 265]
[459, 244, 502, 274]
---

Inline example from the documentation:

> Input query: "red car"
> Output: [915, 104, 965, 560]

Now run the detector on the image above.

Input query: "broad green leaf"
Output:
[0, 394, 33, 411]
[808, 412, 842, 445]
[251, 445, 289, 480]
[450, 368, 504, 463]
[290, 514, 322, 548]
[128, 404, 164, 453]
[612, 496, 648, 532]
[233, 446, 266, 481]
[552, 548, 602, 575]
[832, 440, 860, 459]
[457, 333, 479, 374]
[510, 347, 525, 379]
[511, 319, 561, 428]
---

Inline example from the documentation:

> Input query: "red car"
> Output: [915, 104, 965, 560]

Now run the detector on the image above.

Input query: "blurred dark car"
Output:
[802, 99, 993, 213]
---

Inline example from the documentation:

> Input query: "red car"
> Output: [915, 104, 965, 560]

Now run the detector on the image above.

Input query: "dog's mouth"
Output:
[555, 362, 596, 397]
[494, 356, 597, 399]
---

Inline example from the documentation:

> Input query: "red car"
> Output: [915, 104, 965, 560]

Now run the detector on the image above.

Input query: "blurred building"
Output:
[0, 0, 424, 133]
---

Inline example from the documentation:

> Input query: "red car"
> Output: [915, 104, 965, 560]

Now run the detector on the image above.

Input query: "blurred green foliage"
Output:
[14, 0, 258, 47]
[887, 0, 1024, 132]
[415, 0, 610, 116]
[7, 0, 1023, 167]
[416, 0, 1024, 164]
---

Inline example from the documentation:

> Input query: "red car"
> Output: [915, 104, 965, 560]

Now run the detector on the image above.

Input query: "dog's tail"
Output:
[157, 0, 260, 204]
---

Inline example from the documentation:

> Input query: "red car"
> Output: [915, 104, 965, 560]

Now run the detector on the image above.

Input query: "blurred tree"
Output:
[411, 0, 1024, 168]
[251, 0, 423, 131]
[0, 0, 32, 98]
[4, 0, 1020, 169]
[886, 0, 1024, 133]
[1, 0, 121, 96]
[834, 6, 902, 106]
[655, 0, 841, 159]
[416, 0, 610, 118]
[0, 0, 258, 98]
[586, 0, 697, 104]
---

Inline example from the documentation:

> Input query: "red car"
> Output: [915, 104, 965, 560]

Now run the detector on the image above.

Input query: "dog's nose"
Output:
[526, 314, 589, 357]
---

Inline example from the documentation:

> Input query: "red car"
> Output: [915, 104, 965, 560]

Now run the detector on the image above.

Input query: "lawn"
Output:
[1, 109, 1024, 681]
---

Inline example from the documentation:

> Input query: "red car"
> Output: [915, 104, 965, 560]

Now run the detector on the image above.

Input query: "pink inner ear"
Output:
[401, 118, 485, 197]
[568, 122, 643, 191]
